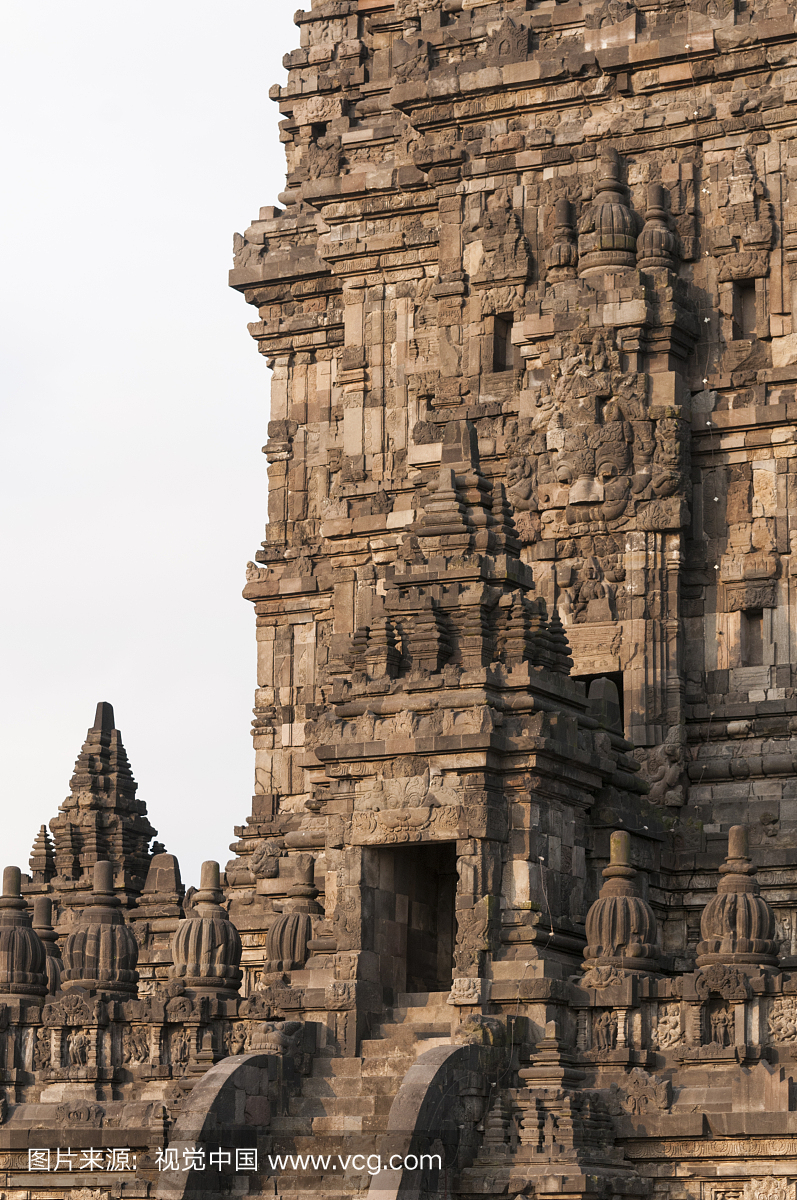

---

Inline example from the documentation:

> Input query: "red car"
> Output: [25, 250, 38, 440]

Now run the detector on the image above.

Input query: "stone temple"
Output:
[6, 0, 797, 1197]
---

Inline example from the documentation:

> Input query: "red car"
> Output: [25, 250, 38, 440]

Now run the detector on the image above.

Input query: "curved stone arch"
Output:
[368, 1043, 491, 1200]
[155, 1052, 277, 1200]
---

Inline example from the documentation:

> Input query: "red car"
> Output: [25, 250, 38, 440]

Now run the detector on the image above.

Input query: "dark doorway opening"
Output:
[369, 842, 457, 1000]
[572, 670, 625, 730]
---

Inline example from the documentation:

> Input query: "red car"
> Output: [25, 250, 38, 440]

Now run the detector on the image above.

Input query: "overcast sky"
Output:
[0, 3, 298, 889]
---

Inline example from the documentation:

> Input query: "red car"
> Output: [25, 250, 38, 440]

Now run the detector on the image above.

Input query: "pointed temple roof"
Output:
[44, 703, 158, 902]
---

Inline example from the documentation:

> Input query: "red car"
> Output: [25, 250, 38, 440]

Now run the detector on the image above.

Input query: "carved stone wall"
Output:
[7, 2, 797, 1199]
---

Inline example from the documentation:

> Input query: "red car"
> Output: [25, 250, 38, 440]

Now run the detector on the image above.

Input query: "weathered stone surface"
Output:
[7, 0, 797, 1194]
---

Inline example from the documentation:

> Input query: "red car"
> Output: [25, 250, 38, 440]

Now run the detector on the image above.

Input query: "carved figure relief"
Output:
[32, 1028, 50, 1071]
[652, 1002, 684, 1049]
[169, 1027, 189, 1068]
[448, 977, 483, 1006]
[510, 316, 688, 545]
[768, 997, 797, 1043]
[471, 189, 531, 288]
[251, 838, 286, 880]
[707, 1001, 733, 1047]
[594, 1009, 618, 1051]
[581, 965, 626, 989]
[66, 1029, 89, 1067]
[122, 1026, 150, 1066]
[640, 726, 688, 807]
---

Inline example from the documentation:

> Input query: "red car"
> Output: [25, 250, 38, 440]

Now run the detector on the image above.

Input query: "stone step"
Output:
[386, 1005, 454, 1024]
[303, 1075, 366, 1099]
[277, 1191, 371, 1200]
[290, 1095, 392, 1119]
[309, 1106, 395, 1132]
[276, 1186, 371, 1200]
[271, 1135, 380, 1156]
[361, 1053, 416, 1077]
[312, 1057, 364, 1077]
[411, 1036, 452, 1055]
[269, 1115, 315, 1136]
[396, 990, 450, 1008]
[360, 1038, 419, 1059]
[310, 1115, 367, 1134]
[372, 1021, 450, 1039]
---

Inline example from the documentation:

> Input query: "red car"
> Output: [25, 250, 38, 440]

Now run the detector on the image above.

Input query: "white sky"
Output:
[0, 2, 298, 889]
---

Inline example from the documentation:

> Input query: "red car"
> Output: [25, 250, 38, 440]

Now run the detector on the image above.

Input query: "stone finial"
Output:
[545, 195, 578, 280]
[170, 861, 242, 994]
[636, 183, 678, 271]
[582, 831, 659, 973]
[578, 148, 637, 277]
[696, 825, 778, 969]
[29, 825, 55, 884]
[265, 853, 321, 974]
[0, 866, 48, 1001]
[32, 896, 63, 995]
[548, 608, 574, 675]
[61, 860, 139, 996]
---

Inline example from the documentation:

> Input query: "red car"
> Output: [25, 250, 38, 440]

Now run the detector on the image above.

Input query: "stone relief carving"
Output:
[44, 993, 97, 1027]
[470, 189, 531, 289]
[509, 314, 689, 545]
[652, 1002, 684, 1049]
[768, 997, 797, 1043]
[709, 147, 773, 264]
[448, 977, 483, 1006]
[251, 838, 286, 880]
[56, 1102, 103, 1127]
[580, 965, 626, 989]
[594, 1009, 618, 1050]
[745, 1181, 796, 1200]
[32, 1028, 50, 1071]
[169, 1027, 189, 1068]
[618, 1069, 672, 1115]
[706, 1002, 733, 1046]
[66, 1029, 89, 1066]
[695, 964, 752, 1001]
[640, 726, 688, 807]
[122, 1026, 150, 1066]
[348, 769, 462, 844]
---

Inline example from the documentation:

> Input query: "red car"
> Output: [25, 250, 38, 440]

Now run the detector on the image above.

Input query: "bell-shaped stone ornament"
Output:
[61, 861, 139, 996]
[582, 830, 659, 973]
[170, 861, 242, 994]
[696, 825, 778, 969]
[545, 196, 578, 281]
[33, 896, 63, 996]
[578, 149, 637, 277]
[636, 183, 678, 271]
[265, 853, 320, 973]
[0, 866, 48, 1002]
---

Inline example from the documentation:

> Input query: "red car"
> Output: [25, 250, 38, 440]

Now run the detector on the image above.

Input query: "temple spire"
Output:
[48, 703, 157, 896]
